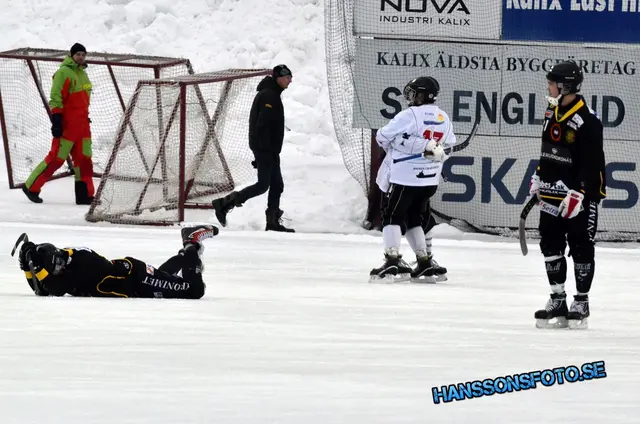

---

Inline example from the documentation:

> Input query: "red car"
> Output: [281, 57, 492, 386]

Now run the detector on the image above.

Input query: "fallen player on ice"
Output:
[11, 225, 218, 299]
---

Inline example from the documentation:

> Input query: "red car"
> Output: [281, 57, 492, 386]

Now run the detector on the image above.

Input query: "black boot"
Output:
[211, 192, 242, 227]
[75, 181, 94, 205]
[22, 186, 43, 203]
[534, 292, 569, 329]
[265, 208, 295, 232]
[567, 294, 589, 329]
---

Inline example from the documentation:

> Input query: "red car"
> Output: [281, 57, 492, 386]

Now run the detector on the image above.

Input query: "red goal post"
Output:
[85, 69, 271, 225]
[0, 47, 194, 189]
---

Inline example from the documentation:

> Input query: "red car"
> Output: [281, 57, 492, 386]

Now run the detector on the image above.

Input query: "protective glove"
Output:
[51, 113, 63, 138]
[18, 241, 36, 272]
[424, 139, 447, 162]
[558, 190, 584, 219]
[529, 174, 541, 199]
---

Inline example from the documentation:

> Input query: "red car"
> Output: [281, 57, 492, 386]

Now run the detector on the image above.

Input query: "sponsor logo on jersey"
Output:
[142, 276, 190, 291]
[416, 171, 437, 179]
[545, 110, 553, 118]
[567, 120, 577, 130]
[566, 130, 575, 144]
[571, 114, 584, 128]
[541, 143, 572, 165]
[550, 122, 562, 142]
[539, 200, 560, 217]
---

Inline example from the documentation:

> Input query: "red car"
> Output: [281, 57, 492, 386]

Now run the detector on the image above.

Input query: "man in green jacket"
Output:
[22, 42, 94, 205]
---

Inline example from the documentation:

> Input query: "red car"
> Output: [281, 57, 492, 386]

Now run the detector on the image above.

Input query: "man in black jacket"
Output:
[212, 64, 294, 232]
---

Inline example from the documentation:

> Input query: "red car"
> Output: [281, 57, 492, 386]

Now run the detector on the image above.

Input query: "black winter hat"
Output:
[70, 43, 87, 56]
[273, 64, 292, 79]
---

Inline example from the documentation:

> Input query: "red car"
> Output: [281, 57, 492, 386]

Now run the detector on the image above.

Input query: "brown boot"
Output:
[211, 192, 242, 227]
[265, 208, 295, 232]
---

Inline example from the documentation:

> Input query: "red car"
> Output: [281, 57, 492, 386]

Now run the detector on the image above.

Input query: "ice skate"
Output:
[535, 292, 568, 329]
[395, 255, 413, 282]
[409, 256, 437, 283]
[567, 295, 589, 330]
[181, 224, 218, 250]
[429, 256, 448, 282]
[369, 253, 400, 283]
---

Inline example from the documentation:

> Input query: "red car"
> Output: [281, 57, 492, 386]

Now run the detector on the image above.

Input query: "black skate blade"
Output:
[568, 318, 588, 330]
[535, 317, 568, 329]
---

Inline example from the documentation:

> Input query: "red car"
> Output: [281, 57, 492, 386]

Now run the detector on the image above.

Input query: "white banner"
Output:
[353, 38, 637, 142]
[351, 38, 640, 234]
[353, 0, 501, 40]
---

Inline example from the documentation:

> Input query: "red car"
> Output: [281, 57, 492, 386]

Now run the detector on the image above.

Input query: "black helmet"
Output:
[35, 243, 67, 276]
[547, 61, 583, 95]
[403, 76, 439, 106]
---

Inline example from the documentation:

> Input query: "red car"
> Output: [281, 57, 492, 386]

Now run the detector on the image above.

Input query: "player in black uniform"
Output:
[529, 60, 606, 329]
[14, 225, 218, 299]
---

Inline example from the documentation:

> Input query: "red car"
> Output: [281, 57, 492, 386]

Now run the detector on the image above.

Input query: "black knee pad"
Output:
[539, 238, 566, 257]
[569, 242, 594, 262]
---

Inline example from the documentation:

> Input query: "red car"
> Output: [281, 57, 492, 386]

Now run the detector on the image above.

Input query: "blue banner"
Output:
[502, 0, 640, 43]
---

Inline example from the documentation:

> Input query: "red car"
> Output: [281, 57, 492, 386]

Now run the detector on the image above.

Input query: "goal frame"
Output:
[0, 47, 194, 189]
[86, 68, 272, 225]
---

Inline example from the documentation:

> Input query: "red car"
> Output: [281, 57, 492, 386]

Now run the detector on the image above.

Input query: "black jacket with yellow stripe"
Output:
[537, 95, 606, 204]
[24, 248, 136, 297]
[248, 76, 285, 154]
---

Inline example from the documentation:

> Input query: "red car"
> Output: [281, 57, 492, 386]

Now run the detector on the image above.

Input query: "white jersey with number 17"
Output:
[375, 104, 456, 188]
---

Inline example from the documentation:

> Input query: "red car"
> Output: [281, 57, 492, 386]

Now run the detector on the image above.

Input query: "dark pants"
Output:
[421, 199, 437, 234]
[381, 184, 438, 229]
[104, 251, 206, 299]
[539, 199, 599, 262]
[236, 151, 284, 210]
[539, 199, 599, 294]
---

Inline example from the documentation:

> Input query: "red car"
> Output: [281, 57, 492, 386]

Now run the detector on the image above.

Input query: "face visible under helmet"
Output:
[546, 60, 583, 106]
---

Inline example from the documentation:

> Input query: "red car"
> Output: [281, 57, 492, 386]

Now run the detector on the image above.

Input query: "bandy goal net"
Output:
[325, 0, 640, 242]
[0, 48, 194, 189]
[85, 69, 271, 225]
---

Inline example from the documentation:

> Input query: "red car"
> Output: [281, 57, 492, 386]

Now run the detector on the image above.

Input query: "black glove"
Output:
[51, 113, 63, 138]
[18, 241, 36, 272]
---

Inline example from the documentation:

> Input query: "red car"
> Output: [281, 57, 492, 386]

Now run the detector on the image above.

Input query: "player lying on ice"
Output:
[13, 225, 218, 299]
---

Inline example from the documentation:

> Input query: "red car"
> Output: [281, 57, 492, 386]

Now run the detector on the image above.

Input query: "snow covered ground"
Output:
[0, 1, 639, 423]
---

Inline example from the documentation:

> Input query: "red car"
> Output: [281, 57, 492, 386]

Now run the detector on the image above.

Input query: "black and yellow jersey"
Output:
[537, 95, 606, 204]
[24, 247, 135, 297]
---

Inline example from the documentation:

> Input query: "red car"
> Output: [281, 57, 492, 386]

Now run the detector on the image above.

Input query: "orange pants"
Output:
[25, 121, 93, 195]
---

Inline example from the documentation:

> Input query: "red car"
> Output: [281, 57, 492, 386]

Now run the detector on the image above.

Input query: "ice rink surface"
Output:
[1, 222, 638, 424]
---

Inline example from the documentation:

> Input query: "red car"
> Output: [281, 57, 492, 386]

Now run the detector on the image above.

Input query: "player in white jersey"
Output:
[370, 76, 456, 283]
[375, 129, 448, 282]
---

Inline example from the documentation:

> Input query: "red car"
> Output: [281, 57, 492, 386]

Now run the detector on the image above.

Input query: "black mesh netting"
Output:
[324, 0, 640, 242]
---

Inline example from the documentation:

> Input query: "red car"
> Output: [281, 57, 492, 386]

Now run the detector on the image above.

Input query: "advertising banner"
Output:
[502, 0, 640, 43]
[431, 136, 640, 233]
[352, 38, 636, 142]
[353, 0, 501, 40]
[351, 38, 640, 233]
